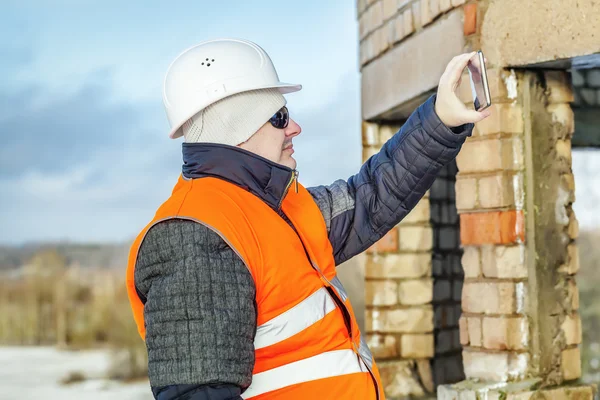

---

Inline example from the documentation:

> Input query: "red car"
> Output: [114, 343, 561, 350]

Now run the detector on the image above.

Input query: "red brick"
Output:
[460, 211, 525, 245]
[463, 3, 477, 36]
[367, 227, 399, 253]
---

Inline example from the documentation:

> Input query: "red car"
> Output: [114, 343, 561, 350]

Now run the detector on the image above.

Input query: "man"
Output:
[126, 38, 490, 400]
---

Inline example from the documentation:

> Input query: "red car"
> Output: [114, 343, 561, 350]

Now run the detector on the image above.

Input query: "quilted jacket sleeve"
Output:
[307, 94, 473, 265]
[134, 219, 256, 400]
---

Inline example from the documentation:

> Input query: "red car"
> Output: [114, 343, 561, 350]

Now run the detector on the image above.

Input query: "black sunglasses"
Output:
[269, 106, 289, 129]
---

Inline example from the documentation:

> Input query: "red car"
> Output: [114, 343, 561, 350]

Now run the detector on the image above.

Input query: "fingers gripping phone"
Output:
[467, 50, 491, 111]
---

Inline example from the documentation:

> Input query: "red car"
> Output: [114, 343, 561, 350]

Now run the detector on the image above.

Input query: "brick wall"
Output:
[363, 122, 435, 398]
[357, 0, 468, 68]
[430, 161, 465, 386]
[440, 68, 584, 396]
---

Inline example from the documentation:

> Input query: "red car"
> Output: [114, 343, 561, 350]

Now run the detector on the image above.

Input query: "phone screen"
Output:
[467, 51, 491, 111]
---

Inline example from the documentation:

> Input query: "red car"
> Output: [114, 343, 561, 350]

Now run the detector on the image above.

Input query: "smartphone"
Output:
[467, 50, 491, 111]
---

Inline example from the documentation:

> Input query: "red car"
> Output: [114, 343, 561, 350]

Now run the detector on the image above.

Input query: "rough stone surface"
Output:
[378, 360, 426, 398]
[481, 0, 600, 67]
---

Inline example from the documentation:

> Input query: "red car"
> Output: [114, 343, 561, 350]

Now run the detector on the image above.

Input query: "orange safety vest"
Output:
[126, 175, 384, 399]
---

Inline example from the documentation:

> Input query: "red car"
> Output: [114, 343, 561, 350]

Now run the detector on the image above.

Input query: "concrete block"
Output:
[362, 121, 379, 146]
[439, 0, 451, 12]
[366, 280, 398, 306]
[456, 137, 524, 174]
[463, 351, 529, 381]
[462, 282, 517, 314]
[399, 225, 433, 251]
[478, 173, 517, 209]
[366, 253, 431, 278]
[366, 333, 400, 358]
[482, 316, 528, 350]
[383, 0, 398, 21]
[399, 279, 433, 305]
[562, 347, 582, 381]
[462, 246, 481, 278]
[467, 316, 482, 347]
[455, 176, 477, 211]
[481, 245, 528, 279]
[401, 333, 435, 358]
[403, 8, 414, 37]
[402, 199, 430, 224]
[433, 279, 452, 302]
[471, 103, 524, 136]
[561, 313, 583, 345]
[376, 307, 434, 333]
[459, 316, 469, 345]
[452, 280, 463, 302]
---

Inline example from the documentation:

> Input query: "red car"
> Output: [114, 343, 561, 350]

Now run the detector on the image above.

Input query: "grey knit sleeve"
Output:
[134, 219, 257, 390]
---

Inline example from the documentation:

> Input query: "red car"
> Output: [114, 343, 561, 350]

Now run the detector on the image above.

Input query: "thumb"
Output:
[462, 109, 491, 124]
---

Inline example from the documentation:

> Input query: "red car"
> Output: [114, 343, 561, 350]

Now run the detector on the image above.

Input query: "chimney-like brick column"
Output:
[437, 69, 594, 399]
[363, 123, 435, 398]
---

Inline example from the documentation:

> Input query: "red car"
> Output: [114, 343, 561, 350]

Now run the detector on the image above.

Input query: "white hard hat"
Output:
[163, 38, 302, 139]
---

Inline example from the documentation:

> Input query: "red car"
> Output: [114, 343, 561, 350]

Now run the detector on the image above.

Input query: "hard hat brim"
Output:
[168, 82, 302, 139]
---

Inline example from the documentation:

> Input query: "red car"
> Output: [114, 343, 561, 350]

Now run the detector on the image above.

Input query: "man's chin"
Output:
[279, 156, 297, 170]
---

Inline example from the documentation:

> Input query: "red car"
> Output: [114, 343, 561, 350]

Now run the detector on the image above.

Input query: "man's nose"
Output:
[285, 118, 301, 138]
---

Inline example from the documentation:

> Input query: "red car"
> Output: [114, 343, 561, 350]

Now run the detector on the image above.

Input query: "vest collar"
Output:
[182, 143, 297, 211]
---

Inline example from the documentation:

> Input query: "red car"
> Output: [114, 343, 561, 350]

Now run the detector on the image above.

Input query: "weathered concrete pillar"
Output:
[438, 68, 595, 398]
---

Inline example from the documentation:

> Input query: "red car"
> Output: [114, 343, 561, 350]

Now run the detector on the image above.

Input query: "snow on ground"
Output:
[0, 346, 152, 400]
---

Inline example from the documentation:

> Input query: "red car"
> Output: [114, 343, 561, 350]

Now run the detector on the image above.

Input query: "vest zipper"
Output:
[277, 169, 298, 210]
[278, 211, 354, 339]
[278, 210, 381, 400]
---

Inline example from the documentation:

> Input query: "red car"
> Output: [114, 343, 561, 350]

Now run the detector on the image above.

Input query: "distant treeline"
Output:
[0, 242, 130, 271]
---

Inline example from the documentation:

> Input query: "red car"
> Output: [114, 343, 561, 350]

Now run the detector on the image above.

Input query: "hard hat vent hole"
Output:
[202, 58, 215, 67]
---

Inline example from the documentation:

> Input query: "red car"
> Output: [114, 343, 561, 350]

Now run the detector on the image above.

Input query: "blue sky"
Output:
[0, 0, 364, 244]
[1, 0, 598, 244]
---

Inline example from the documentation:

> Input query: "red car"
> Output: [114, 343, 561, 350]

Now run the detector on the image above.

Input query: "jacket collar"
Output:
[182, 143, 296, 210]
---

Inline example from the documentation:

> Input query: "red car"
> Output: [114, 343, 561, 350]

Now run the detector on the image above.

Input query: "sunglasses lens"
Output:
[270, 107, 289, 129]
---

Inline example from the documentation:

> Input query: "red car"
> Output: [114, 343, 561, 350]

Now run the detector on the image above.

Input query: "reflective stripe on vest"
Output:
[255, 287, 337, 350]
[241, 349, 368, 399]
